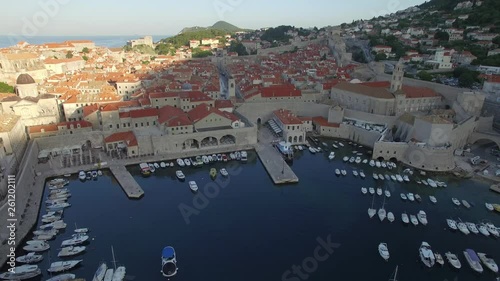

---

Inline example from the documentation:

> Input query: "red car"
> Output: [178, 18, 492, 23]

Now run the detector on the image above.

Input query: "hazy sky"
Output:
[3, 0, 427, 36]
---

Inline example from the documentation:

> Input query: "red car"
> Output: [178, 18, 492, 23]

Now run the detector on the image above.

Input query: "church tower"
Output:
[228, 76, 236, 99]
[390, 61, 404, 93]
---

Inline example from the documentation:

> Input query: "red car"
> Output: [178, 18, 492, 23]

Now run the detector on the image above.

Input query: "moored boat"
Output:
[16, 252, 43, 264]
[452, 198, 461, 206]
[447, 219, 458, 230]
[419, 242, 436, 268]
[210, 168, 217, 179]
[361, 187, 367, 195]
[477, 252, 498, 273]
[58, 246, 86, 257]
[417, 210, 428, 225]
[402, 212, 409, 224]
[61, 233, 89, 247]
[23, 240, 50, 252]
[220, 168, 229, 177]
[462, 200, 471, 209]
[387, 212, 395, 222]
[0, 265, 41, 280]
[429, 196, 437, 204]
[463, 249, 483, 273]
[161, 246, 178, 278]
[410, 215, 419, 226]
[46, 273, 76, 281]
[400, 193, 407, 201]
[188, 181, 198, 192]
[378, 243, 390, 261]
[445, 252, 461, 269]
[434, 252, 445, 266]
[47, 260, 82, 273]
[93, 262, 107, 281]
[457, 222, 470, 235]
[176, 170, 185, 181]
[485, 203, 494, 211]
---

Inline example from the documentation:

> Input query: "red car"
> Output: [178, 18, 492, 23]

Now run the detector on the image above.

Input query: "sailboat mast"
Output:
[111, 246, 117, 270]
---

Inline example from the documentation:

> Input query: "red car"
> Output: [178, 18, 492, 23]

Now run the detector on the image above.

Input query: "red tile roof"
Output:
[188, 103, 237, 123]
[273, 109, 303, 125]
[100, 101, 141, 112]
[128, 108, 158, 119]
[82, 104, 99, 117]
[358, 81, 440, 98]
[28, 120, 92, 133]
[158, 105, 192, 127]
[214, 99, 234, 109]
[104, 131, 138, 146]
[312, 116, 340, 128]
[260, 84, 302, 98]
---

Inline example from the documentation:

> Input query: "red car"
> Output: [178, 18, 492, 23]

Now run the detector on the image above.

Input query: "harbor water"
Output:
[7, 139, 500, 281]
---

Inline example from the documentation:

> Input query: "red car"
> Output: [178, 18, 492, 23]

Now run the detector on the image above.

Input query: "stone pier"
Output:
[256, 143, 299, 184]
[109, 165, 144, 199]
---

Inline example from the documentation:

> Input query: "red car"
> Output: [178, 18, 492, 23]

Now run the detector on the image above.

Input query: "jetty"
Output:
[109, 165, 144, 198]
[491, 184, 500, 194]
[256, 143, 299, 184]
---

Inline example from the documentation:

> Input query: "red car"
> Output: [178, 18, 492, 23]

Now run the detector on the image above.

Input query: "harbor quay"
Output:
[256, 144, 299, 184]
[109, 165, 144, 199]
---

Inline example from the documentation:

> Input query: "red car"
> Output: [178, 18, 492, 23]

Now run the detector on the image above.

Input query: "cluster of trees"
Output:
[159, 29, 228, 49]
[123, 44, 156, 55]
[228, 41, 248, 56]
[0, 82, 14, 93]
[472, 54, 500, 67]
[192, 48, 213, 58]
[453, 67, 481, 88]
[261, 25, 293, 43]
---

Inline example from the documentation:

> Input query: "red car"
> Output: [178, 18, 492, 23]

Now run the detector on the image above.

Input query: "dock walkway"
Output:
[256, 143, 299, 184]
[109, 165, 144, 199]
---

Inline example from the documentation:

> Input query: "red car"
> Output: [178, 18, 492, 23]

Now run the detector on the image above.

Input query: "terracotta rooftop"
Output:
[312, 116, 340, 127]
[158, 105, 192, 127]
[188, 103, 238, 123]
[104, 131, 138, 146]
[273, 109, 303, 125]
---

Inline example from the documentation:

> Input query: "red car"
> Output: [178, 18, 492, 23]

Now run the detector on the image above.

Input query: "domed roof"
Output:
[181, 82, 192, 90]
[16, 73, 35, 85]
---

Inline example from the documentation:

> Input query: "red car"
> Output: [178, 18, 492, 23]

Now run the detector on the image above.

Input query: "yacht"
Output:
[359, 171, 366, 178]
[176, 170, 185, 181]
[417, 211, 428, 225]
[452, 198, 461, 206]
[369, 187, 375, 195]
[477, 252, 498, 273]
[378, 243, 390, 261]
[93, 262, 107, 281]
[61, 233, 89, 246]
[462, 200, 471, 209]
[57, 246, 86, 257]
[46, 273, 76, 281]
[341, 169, 347, 176]
[410, 215, 419, 226]
[385, 190, 391, 198]
[368, 195, 376, 218]
[447, 219, 458, 230]
[466, 222, 479, 234]
[47, 260, 82, 273]
[23, 241, 50, 252]
[419, 242, 436, 268]
[387, 212, 395, 222]
[400, 193, 407, 201]
[478, 224, 490, 237]
[402, 212, 409, 224]
[161, 246, 178, 278]
[485, 203, 494, 211]
[361, 187, 367, 195]
[434, 252, 445, 266]
[378, 198, 387, 222]
[373, 173, 379, 180]
[407, 193, 415, 202]
[376, 188, 383, 196]
[445, 252, 462, 269]
[112, 266, 126, 281]
[16, 252, 43, 264]
[463, 249, 483, 273]
[176, 159, 185, 167]
[104, 268, 114, 281]
[0, 265, 41, 280]
[352, 170, 358, 177]
[220, 168, 229, 177]
[188, 181, 198, 192]
[429, 196, 437, 204]
[328, 152, 335, 160]
[240, 151, 248, 162]
[335, 169, 341, 176]
[78, 171, 86, 181]
[457, 222, 470, 235]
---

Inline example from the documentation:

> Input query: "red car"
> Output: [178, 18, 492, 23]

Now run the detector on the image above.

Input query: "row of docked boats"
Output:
[139, 151, 248, 176]
[446, 219, 500, 237]
[78, 170, 102, 181]
[92, 246, 126, 281]
[372, 172, 410, 183]
[179, 168, 229, 192]
[417, 242, 498, 273]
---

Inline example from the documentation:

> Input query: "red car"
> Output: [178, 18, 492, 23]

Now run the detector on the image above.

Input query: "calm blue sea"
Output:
[0, 35, 172, 48]
[4, 139, 500, 281]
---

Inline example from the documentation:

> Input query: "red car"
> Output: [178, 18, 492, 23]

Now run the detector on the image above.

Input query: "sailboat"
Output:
[378, 196, 387, 222]
[388, 266, 398, 281]
[368, 195, 376, 218]
[109, 246, 125, 281]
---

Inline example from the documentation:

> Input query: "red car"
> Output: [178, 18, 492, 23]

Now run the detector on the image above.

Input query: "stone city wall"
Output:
[372, 141, 409, 161]
[402, 144, 455, 171]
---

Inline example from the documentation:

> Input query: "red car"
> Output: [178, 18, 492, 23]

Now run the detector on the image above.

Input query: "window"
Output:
[135, 123, 138, 128]
[141, 122, 144, 127]
[109, 124, 113, 128]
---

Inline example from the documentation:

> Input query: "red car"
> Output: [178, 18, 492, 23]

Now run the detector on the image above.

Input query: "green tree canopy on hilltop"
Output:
[261, 26, 293, 42]
[159, 29, 228, 49]
[0, 82, 14, 93]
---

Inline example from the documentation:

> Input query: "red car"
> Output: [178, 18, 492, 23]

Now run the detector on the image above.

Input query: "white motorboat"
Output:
[341, 169, 347, 176]
[309, 147, 316, 154]
[46, 273, 76, 281]
[335, 169, 341, 176]
[202, 156, 210, 164]
[362, 159, 368, 164]
[148, 164, 155, 173]
[342, 156, 349, 162]
[463, 249, 483, 273]
[328, 152, 335, 160]
[378, 243, 390, 261]
[34, 234, 55, 241]
[98, 170, 103, 176]
[457, 222, 470, 235]
[42, 215, 62, 223]
[47, 260, 82, 273]
[0, 265, 41, 280]
[485, 203, 494, 211]
[445, 252, 462, 269]
[477, 252, 498, 273]
[403, 175, 410, 182]
[462, 200, 471, 209]
[381, 161, 387, 168]
[240, 151, 248, 162]
[402, 212, 409, 224]
[387, 212, 395, 222]
[183, 158, 191, 166]
[61, 233, 89, 247]
[40, 220, 66, 230]
[376, 161, 381, 168]
[414, 194, 422, 202]
[93, 262, 107, 281]
[355, 157, 362, 164]
[160, 162, 166, 168]
[427, 178, 438, 188]
[23, 241, 50, 252]
[104, 269, 114, 281]
[421, 179, 429, 186]
[417, 210, 428, 225]
[378, 174, 384, 180]
[220, 168, 229, 177]
[78, 171, 86, 181]
[74, 228, 88, 233]
[384, 190, 391, 198]
[478, 224, 490, 237]
[396, 174, 403, 182]
[369, 160, 375, 166]
[485, 223, 500, 237]
[384, 174, 391, 181]
[447, 219, 458, 230]
[188, 181, 198, 192]
[419, 242, 436, 268]
[338, 142, 344, 147]
[373, 173, 379, 180]
[361, 187, 367, 195]
[16, 252, 43, 264]
[369, 187, 375, 195]
[359, 171, 365, 178]
[176, 170, 185, 180]
[376, 188, 382, 196]
[390, 175, 397, 181]
[349, 157, 355, 163]
[47, 202, 71, 211]
[58, 246, 86, 257]
[378, 200, 386, 222]
[368, 195, 376, 218]
[91, 170, 98, 179]
[407, 193, 415, 202]
[466, 222, 479, 234]
[429, 196, 437, 204]
[33, 229, 58, 236]
[434, 252, 445, 266]
[410, 215, 419, 226]
[400, 193, 407, 201]
[352, 170, 358, 177]
[176, 159, 185, 167]
[112, 266, 126, 281]
[452, 198, 461, 206]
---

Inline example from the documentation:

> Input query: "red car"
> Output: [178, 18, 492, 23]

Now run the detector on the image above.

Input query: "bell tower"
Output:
[390, 61, 404, 93]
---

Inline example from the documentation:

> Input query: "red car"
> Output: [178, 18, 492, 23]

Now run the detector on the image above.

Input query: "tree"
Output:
[0, 82, 14, 93]
[82, 47, 89, 53]
[417, 71, 433, 81]
[434, 31, 449, 42]
[228, 41, 248, 56]
[82, 55, 88, 61]
[458, 72, 475, 88]
[493, 36, 500, 45]
[374, 53, 387, 61]
[66, 51, 73, 59]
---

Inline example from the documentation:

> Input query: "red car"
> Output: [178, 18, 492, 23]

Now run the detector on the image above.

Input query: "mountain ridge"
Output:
[179, 21, 250, 34]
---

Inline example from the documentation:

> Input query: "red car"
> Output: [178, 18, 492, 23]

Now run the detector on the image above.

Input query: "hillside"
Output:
[179, 21, 248, 34]
[419, 0, 500, 26]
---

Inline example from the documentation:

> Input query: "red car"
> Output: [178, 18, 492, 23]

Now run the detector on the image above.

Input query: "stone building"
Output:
[0, 53, 48, 84]
[272, 109, 306, 144]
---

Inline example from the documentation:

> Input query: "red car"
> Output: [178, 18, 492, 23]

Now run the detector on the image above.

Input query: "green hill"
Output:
[419, 0, 500, 26]
[178, 21, 248, 34]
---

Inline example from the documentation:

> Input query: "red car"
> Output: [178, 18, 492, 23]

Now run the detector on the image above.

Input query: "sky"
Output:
[2, 0, 428, 36]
